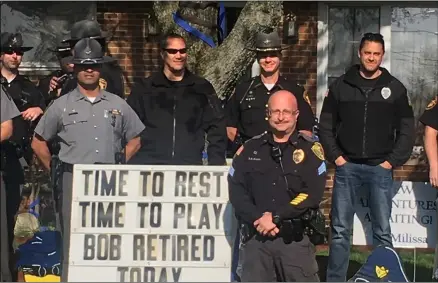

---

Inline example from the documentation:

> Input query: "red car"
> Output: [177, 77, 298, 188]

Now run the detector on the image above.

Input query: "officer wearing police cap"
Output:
[225, 31, 316, 156]
[48, 20, 125, 98]
[31, 38, 145, 281]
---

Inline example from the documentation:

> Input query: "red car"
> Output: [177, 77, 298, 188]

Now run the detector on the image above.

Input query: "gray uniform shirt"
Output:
[1, 88, 21, 123]
[34, 88, 145, 164]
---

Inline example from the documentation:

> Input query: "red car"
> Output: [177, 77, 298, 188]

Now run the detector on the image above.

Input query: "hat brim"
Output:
[47, 47, 71, 53]
[61, 31, 111, 43]
[65, 55, 115, 65]
[0, 46, 33, 52]
[246, 46, 290, 52]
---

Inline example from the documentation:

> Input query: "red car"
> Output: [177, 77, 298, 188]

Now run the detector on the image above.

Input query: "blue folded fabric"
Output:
[16, 231, 62, 268]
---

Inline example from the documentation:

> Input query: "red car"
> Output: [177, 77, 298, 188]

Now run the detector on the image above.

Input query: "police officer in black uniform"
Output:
[37, 38, 75, 105]
[226, 31, 316, 156]
[0, 32, 45, 281]
[419, 95, 438, 281]
[228, 90, 326, 282]
[46, 20, 125, 98]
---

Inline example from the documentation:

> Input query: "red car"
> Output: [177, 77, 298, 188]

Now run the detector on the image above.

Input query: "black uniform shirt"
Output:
[227, 131, 327, 224]
[0, 74, 45, 144]
[419, 96, 438, 130]
[226, 75, 315, 141]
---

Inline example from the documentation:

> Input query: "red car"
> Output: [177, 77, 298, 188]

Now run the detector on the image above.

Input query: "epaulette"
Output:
[298, 132, 317, 143]
[245, 132, 267, 143]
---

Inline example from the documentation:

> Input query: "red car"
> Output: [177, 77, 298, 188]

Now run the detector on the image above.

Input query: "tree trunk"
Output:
[152, 1, 283, 100]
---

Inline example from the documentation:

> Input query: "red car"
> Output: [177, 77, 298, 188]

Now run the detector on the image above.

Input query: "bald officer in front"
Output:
[31, 38, 145, 281]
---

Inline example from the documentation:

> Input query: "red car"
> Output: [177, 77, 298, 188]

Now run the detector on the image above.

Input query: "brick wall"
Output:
[96, 1, 161, 96]
[66, 2, 432, 219]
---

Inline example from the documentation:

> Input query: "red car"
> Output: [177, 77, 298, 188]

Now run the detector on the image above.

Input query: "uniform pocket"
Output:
[61, 113, 89, 142]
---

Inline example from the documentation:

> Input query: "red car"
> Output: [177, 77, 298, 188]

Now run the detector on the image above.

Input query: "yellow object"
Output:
[292, 149, 305, 164]
[311, 142, 325, 160]
[375, 265, 389, 279]
[234, 145, 244, 158]
[303, 91, 311, 105]
[24, 274, 61, 282]
[99, 78, 108, 89]
[426, 96, 437, 110]
[290, 193, 308, 206]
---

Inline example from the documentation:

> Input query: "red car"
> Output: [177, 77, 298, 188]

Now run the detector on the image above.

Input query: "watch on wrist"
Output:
[272, 214, 281, 226]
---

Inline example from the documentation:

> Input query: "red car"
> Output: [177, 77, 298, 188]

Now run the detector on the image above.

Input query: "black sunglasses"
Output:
[163, 48, 187, 55]
[2, 49, 24, 56]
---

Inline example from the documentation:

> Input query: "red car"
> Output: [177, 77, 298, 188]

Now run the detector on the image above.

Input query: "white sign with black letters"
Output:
[68, 165, 236, 282]
[353, 181, 437, 248]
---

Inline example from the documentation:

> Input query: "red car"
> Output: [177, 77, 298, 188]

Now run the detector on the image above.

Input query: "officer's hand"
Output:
[269, 227, 280, 237]
[22, 107, 43, 121]
[49, 76, 60, 92]
[430, 164, 438, 188]
[379, 161, 392, 170]
[335, 156, 347, 167]
[254, 212, 277, 236]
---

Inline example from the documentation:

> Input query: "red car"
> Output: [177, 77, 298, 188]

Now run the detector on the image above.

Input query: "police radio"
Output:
[270, 144, 289, 189]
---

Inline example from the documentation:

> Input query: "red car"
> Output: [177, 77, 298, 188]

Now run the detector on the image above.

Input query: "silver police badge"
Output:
[381, 87, 391, 99]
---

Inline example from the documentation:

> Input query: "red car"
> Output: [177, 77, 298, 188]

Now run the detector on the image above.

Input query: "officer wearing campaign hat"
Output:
[225, 30, 316, 157]
[61, 19, 110, 44]
[0, 32, 33, 53]
[47, 20, 125, 98]
[38, 36, 75, 106]
[225, 30, 318, 281]
[31, 38, 145, 281]
[1, 32, 45, 282]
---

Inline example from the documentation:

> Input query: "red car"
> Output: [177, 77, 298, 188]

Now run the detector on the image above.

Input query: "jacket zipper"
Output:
[362, 89, 373, 157]
[172, 93, 176, 158]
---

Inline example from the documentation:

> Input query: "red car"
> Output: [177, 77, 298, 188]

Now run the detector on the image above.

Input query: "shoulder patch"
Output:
[234, 145, 244, 158]
[99, 78, 108, 90]
[426, 96, 437, 110]
[247, 132, 267, 142]
[311, 142, 325, 160]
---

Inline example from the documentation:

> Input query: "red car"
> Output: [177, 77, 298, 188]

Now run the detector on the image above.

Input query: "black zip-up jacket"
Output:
[319, 65, 415, 167]
[127, 70, 227, 165]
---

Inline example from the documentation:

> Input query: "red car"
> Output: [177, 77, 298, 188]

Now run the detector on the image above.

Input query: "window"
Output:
[390, 7, 438, 146]
[327, 7, 380, 85]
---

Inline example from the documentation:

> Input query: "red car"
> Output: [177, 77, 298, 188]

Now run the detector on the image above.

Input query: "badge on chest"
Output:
[293, 149, 305, 164]
[104, 108, 122, 127]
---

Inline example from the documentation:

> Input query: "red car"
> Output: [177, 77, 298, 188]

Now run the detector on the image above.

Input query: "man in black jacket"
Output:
[127, 33, 227, 165]
[319, 33, 415, 282]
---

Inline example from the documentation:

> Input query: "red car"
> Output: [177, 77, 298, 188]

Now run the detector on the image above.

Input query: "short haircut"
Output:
[160, 33, 186, 50]
[359, 32, 385, 52]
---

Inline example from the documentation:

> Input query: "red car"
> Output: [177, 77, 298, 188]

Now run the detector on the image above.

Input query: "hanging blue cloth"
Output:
[173, 2, 227, 48]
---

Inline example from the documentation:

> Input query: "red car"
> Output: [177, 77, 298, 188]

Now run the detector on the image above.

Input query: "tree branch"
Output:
[198, 1, 283, 99]
[152, 1, 283, 100]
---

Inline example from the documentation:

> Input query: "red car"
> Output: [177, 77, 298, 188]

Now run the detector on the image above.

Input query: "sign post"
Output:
[67, 164, 236, 282]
